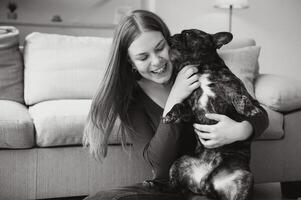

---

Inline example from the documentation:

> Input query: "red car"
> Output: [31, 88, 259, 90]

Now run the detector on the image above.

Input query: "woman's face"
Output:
[128, 31, 173, 85]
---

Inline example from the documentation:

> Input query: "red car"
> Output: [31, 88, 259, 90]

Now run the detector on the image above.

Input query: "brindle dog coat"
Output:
[162, 29, 264, 200]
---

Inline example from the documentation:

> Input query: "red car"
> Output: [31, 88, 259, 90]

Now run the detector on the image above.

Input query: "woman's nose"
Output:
[150, 53, 161, 66]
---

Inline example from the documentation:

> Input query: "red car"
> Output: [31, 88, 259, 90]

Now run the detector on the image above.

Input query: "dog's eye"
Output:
[185, 32, 190, 37]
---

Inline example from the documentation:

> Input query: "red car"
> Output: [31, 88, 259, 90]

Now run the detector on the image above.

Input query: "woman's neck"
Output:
[138, 78, 172, 108]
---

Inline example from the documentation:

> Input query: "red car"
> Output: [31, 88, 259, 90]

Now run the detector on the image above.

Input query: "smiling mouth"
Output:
[152, 63, 167, 74]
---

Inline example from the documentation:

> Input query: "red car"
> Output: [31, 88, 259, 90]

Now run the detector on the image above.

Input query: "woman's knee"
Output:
[84, 186, 182, 200]
[84, 189, 137, 200]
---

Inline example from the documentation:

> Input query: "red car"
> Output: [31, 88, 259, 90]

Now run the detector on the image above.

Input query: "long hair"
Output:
[83, 10, 171, 161]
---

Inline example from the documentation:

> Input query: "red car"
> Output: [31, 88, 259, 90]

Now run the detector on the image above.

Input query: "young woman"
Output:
[83, 10, 268, 200]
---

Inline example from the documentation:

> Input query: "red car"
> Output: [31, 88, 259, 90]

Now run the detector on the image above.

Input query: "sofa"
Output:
[1, 26, 301, 200]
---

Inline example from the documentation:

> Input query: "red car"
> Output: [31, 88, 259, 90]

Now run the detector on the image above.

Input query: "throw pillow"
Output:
[0, 26, 24, 103]
[24, 32, 112, 105]
[222, 38, 256, 50]
[218, 46, 261, 98]
[255, 74, 301, 112]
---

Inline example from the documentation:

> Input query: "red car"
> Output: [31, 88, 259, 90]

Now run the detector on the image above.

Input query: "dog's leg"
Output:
[198, 150, 223, 194]
[232, 94, 262, 117]
[184, 190, 214, 200]
[211, 168, 253, 200]
[162, 103, 192, 123]
[162, 103, 184, 123]
[169, 155, 215, 195]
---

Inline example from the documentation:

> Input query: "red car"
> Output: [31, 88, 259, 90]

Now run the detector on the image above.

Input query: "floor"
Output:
[252, 182, 298, 200]
[47, 182, 300, 200]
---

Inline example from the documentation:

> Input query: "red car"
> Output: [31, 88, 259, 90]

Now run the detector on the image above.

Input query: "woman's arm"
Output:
[244, 99, 269, 140]
[194, 100, 269, 148]
[128, 65, 201, 179]
[163, 65, 199, 117]
[128, 105, 183, 179]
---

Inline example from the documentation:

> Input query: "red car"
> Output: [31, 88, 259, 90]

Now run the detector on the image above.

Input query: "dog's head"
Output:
[169, 29, 233, 71]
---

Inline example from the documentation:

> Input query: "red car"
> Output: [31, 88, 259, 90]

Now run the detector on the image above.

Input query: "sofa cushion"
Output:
[24, 32, 112, 105]
[29, 100, 120, 147]
[0, 26, 24, 103]
[28, 99, 282, 147]
[257, 105, 284, 140]
[0, 100, 35, 148]
[255, 74, 301, 112]
[218, 46, 261, 97]
[221, 38, 256, 50]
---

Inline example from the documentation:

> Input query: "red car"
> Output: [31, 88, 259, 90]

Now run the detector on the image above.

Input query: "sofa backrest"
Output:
[24, 32, 112, 105]
[0, 26, 24, 104]
[23, 32, 259, 105]
[218, 38, 260, 98]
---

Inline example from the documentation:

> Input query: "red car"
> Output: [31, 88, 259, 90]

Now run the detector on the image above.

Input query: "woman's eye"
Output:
[156, 43, 165, 51]
[137, 55, 148, 61]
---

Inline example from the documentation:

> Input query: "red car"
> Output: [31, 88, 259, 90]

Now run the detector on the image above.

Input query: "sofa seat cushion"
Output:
[29, 100, 121, 147]
[257, 105, 284, 140]
[0, 100, 34, 148]
[28, 99, 284, 146]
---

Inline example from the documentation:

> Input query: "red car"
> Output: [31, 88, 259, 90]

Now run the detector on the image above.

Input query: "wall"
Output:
[154, 0, 301, 80]
[1, 0, 300, 80]
[0, 0, 146, 44]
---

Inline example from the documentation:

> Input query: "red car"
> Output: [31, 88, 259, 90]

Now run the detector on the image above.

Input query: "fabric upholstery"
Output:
[0, 26, 24, 103]
[29, 99, 282, 147]
[1, 34, 301, 199]
[24, 32, 112, 105]
[257, 105, 284, 140]
[218, 46, 261, 97]
[255, 74, 301, 112]
[29, 100, 90, 147]
[29, 100, 120, 147]
[0, 100, 34, 148]
[221, 38, 256, 50]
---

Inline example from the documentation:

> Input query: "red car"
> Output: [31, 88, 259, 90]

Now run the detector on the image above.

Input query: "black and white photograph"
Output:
[0, 0, 300, 199]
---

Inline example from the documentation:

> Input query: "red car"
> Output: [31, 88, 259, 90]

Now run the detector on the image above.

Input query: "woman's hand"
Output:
[170, 65, 200, 103]
[193, 113, 253, 148]
[163, 65, 200, 116]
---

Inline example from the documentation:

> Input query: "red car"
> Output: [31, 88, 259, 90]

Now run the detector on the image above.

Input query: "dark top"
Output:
[128, 85, 268, 180]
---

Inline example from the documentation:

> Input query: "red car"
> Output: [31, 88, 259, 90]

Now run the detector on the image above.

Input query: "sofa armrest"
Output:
[254, 74, 301, 112]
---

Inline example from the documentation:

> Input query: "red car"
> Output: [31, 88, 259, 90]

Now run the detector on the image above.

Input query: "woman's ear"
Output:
[213, 32, 233, 49]
[127, 55, 135, 68]
[127, 56, 141, 80]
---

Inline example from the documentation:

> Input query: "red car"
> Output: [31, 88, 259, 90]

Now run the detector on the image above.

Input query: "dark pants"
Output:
[84, 183, 212, 200]
[83, 183, 183, 200]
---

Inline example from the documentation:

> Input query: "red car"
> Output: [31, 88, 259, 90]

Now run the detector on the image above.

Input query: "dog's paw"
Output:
[233, 95, 262, 117]
[161, 115, 174, 123]
[142, 180, 155, 188]
[143, 179, 173, 192]
[162, 103, 189, 123]
[249, 107, 261, 116]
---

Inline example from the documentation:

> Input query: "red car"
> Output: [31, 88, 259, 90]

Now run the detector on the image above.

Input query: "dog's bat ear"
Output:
[170, 33, 181, 42]
[169, 49, 181, 62]
[213, 32, 233, 49]
[169, 34, 178, 48]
